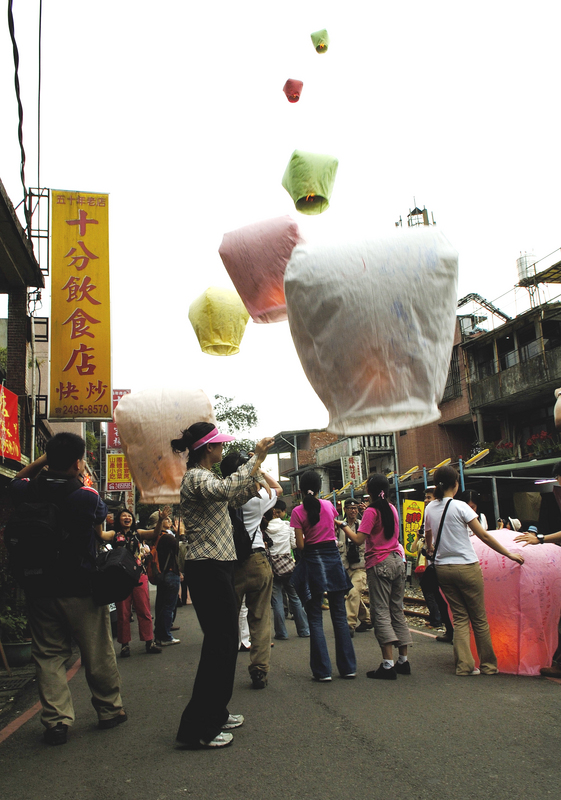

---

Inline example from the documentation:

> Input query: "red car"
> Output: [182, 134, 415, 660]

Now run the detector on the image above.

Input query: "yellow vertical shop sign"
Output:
[403, 498, 424, 556]
[49, 190, 111, 420]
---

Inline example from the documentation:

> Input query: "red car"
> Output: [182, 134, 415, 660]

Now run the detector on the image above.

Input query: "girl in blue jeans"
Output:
[290, 471, 356, 681]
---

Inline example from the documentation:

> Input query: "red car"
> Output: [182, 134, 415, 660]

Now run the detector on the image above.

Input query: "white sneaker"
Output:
[160, 638, 180, 646]
[222, 714, 244, 730]
[200, 731, 233, 748]
[464, 668, 481, 676]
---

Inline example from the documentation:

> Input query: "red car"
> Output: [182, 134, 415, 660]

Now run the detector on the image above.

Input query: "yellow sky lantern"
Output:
[189, 287, 250, 356]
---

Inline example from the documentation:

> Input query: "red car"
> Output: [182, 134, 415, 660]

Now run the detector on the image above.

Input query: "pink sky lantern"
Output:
[471, 531, 561, 675]
[283, 79, 303, 103]
[219, 216, 303, 324]
[114, 388, 216, 504]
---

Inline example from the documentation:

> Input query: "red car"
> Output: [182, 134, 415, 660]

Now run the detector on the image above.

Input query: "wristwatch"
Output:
[536, 533, 545, 544]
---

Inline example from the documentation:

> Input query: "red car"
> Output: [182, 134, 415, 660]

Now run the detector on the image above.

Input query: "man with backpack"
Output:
[7, 432, 125, 745]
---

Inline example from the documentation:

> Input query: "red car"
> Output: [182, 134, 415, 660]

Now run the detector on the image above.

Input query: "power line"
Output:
[7, 0, 31, 233]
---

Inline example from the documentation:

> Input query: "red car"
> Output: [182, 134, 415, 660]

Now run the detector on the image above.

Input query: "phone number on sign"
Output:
[108, 483, 133, 490]
[55, 405, 110, 415]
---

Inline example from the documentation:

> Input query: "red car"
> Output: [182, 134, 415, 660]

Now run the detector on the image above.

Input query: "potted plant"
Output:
[0, 603, 32, 668]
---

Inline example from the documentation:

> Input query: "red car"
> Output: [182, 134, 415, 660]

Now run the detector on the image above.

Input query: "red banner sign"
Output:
[107, 389, 130, 449]
[0, 386, 22, 461]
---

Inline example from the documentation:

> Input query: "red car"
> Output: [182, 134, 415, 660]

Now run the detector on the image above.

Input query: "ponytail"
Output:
[366, 474, 394, 539]
[171, 421, 214, 468]
[300, 471, 322, 528]
[433, 465, 459, 500]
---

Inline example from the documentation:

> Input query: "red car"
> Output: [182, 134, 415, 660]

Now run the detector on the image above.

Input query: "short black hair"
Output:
[46, 432, 85, 472]
[274, 498, 286, 511]
[220, 451, 245, 479]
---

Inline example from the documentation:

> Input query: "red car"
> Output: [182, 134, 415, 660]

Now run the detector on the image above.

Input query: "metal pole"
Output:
[394, 474, 402, 543]
[491, 477, 500, 528]
[423, 466, 428, 490]
[459, 458, 465, 491]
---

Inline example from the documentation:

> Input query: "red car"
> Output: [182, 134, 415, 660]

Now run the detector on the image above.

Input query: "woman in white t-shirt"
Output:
[459, 490, 488, 533]
[425, 466, 524, 677]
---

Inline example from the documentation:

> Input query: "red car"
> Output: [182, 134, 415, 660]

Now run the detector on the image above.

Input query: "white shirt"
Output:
[242, 487, 279, 549]
[266, 517, 295, 556]
[424, 498, 478, 565]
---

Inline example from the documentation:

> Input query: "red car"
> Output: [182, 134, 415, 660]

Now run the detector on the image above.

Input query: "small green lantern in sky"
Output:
[282, 149, 339, 215]
[310, 29, 329, 53]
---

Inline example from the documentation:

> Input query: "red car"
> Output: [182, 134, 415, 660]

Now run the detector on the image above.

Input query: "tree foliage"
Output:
[214, 394, 258, 455]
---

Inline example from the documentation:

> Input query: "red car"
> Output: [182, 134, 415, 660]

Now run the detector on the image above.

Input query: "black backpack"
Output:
[5, 476, 83, 596]
[229, 506, 257, 564]
[92, 546, 143, 606]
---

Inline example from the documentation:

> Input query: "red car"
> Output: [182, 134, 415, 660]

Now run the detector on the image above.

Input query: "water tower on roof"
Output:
[395, 201, 436, 228]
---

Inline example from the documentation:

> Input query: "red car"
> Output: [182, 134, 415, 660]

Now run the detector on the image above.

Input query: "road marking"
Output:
[0, 657, 82, 745]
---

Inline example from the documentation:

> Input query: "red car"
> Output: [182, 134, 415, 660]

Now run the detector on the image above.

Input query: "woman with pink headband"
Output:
[171, 421, 274, 750]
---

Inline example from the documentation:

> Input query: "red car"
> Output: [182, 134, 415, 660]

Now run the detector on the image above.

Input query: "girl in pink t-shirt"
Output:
[290, 471, 356, 681]
[338, 474, 411, 681]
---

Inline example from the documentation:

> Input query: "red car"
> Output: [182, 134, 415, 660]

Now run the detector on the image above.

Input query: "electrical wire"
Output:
[7, 0, 31, 233]
[37, 0, 42, 194]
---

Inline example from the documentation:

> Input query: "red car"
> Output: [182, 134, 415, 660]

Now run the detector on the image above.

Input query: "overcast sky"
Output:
[1, 1, 560, 439]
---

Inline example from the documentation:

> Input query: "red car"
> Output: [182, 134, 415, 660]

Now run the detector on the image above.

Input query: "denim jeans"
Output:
[154, 572, 180, 642]
[305, 590, 356, 679]
[272, 575, 309, 638]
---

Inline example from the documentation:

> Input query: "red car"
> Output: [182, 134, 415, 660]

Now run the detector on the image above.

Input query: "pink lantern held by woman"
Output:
[283, 79, 304, 103]
[471, 531, 561, 675]
[219, 216, 303, 324]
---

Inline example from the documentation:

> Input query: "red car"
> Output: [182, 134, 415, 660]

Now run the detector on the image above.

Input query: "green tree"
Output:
[213, 394, 258, 455]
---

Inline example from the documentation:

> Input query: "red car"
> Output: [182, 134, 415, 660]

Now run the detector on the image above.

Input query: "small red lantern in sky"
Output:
[283, 79, 303, 103]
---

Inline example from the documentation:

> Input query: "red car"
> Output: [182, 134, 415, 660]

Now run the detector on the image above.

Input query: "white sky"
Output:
[1, 1, 560, 440]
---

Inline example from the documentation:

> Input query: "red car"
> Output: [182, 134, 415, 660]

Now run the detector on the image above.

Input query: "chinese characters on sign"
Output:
[49, 191, 111, 420]
[107, 453, 133, 492]
[340, 455, 363, 486]
[107, 389, 131, 449]
[0, 386, 22, 461]
[403, 499, 424, 556]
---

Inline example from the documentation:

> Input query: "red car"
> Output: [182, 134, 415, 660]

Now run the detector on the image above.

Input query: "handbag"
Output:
[269, 552, 295, 578]
[424, 499, 452, 577]
[92, 546, 143, 606]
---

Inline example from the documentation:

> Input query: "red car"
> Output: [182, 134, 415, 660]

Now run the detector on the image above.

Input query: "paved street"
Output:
[1, 592, 560, 800]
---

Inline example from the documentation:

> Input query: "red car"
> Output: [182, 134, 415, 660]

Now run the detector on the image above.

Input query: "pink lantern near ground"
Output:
[283, 79, 303, 103]
[219, 216, 303, 324]
[471, 531, 561, 675]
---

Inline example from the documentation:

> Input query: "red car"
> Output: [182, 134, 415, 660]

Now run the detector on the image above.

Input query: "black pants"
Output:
[421, 567, 453, 637]
[176, 559, 238, 745]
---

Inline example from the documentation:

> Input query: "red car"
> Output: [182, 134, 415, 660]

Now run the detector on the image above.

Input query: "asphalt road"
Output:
[1, 591, 560, 800]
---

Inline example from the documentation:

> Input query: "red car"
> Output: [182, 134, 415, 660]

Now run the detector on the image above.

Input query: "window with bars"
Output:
[442, 346, 462, 401]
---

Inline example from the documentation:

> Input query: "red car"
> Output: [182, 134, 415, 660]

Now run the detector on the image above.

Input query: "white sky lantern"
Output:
[115, 388, 216, 504]
[284, 229, 459, 435]
[189, 287, 250, 356]
[219, 216, 303, 324]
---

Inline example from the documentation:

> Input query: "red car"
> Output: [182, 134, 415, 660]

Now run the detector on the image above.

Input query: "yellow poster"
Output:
[49, 190, 111, 420]
[403, 498, 424, 556]
[107, 453, 133, 491]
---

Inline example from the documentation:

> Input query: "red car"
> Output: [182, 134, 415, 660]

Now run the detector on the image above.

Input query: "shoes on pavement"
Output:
[222, 714, 244, 730]
[250, 670, 268, 689]
[312, 676, 332, 682]
[274, 634, 288, 640]
[120, 644, 130, 658]
[171, 626, 180, 631]
[146, 641, 162, 654]
[298, 632, 310, 638]
[341, 673, 356, 679]
[44, 723, 68, 746]
[238, 643, 250, 652]
[395, 660, 411, 675]
[157, 638, 180, 646]
[367, 664, 397, 680]
[457, 668, 480, 676]
[540, 664, 561, 677]
[436, 635, 453, 643]
[98, 711, 128, 729]
[355, 622, 373, 633]
[200, 732, 233, 748]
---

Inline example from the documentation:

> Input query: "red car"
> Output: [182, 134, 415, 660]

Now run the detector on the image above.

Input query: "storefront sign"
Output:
[341, 455, 363, 485]
[403, 498, 424, 556]
[49, 190, 111, 420]
[107, 389, 131, 449]
[107, 453, 133, 491]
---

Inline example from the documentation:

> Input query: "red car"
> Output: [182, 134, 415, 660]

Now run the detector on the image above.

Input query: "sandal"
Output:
[146, 641, 162, 654]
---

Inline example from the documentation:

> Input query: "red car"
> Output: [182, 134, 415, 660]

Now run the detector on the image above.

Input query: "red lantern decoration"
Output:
[283, 79, 303, 103]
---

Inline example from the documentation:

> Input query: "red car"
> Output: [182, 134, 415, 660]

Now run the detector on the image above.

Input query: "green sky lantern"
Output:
[282, 149, 339, 215]
[310, 29, 329, 53]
